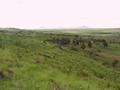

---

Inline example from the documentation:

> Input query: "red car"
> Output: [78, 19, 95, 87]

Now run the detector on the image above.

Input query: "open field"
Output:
[0, 28, 120, 90]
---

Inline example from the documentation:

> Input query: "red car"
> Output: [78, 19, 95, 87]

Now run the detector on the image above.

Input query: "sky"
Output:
[0, 0, 120, 29]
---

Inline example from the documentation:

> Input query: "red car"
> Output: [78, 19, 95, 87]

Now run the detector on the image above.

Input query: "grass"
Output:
[0, 28, 120, 90]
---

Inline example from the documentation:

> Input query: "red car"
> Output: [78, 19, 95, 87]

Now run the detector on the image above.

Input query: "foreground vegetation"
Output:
[0, 28, 120, 90]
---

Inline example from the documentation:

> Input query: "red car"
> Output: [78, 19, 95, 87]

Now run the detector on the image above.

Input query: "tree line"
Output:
[48, 36, 109, 50]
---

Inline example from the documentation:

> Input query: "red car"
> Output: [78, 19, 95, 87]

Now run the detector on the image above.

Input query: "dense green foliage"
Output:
[0, 29, 120, 90]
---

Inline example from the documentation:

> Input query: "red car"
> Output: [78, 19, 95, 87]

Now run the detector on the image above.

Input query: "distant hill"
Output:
[80, 25, 89, 29]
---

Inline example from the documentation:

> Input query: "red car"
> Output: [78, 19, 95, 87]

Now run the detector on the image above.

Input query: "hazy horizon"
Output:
[0, 0, 120, 29]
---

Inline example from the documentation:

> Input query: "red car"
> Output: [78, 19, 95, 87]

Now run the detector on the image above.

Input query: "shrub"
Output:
[112, 60, 119, 68]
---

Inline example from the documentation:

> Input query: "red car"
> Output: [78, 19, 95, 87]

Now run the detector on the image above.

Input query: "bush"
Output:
[112, 60, 119, 68]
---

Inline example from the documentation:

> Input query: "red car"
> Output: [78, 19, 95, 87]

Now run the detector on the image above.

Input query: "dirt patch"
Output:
[98, 52, 120, 61]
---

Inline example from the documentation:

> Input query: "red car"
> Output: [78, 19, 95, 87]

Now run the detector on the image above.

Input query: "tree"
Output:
[81, 42, 86, 50]
[102, 40, 108, 47]
[88, 40, 92, 48]
[59, 37, 71, 45]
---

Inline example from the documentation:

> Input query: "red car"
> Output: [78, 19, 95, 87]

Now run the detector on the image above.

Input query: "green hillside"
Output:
[0, 29, 120, 90]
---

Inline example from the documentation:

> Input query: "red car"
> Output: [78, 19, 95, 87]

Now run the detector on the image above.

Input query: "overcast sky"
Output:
[0, 0, 120, 29]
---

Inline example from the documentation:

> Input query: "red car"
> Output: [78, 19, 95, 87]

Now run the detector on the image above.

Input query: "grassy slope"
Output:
[0, 29, 120, 90]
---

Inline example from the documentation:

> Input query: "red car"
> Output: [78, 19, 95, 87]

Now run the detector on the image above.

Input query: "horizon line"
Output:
[0, 27, 120, 30]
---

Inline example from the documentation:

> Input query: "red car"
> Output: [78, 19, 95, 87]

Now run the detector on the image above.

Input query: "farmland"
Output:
[0, 28, 120, 90]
